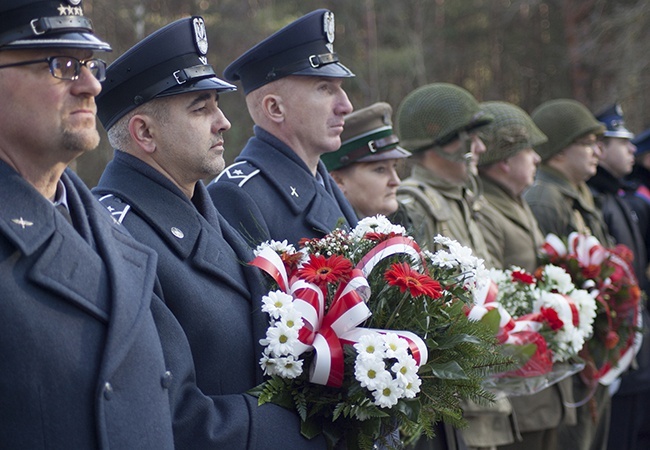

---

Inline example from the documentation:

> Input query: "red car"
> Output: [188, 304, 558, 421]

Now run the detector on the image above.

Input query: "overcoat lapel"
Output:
[68, 170, 159, 378]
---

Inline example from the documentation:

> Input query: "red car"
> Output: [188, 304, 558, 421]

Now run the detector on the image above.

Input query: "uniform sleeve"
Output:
[150, 295, 326, 450]
[524, 186, 570, 238]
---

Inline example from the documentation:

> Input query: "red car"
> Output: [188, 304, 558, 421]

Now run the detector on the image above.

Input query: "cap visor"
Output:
[5, 31, 111, 52]
[158, 77, 237, 97]
[357, 146, 411, 163]
[293, 62, 355, 78]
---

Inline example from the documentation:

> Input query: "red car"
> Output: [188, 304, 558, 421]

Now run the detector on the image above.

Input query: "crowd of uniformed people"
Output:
[1, 2, 648, 449]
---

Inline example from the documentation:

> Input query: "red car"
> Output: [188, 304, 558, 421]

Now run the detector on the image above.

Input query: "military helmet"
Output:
[531, 99, 605, 161]
[478, 101, 547, 167]
[396, 82, 493, 153]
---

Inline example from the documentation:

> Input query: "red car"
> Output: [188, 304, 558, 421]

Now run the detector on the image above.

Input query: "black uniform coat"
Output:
[0, 161, 175, 449]
[94, 151, 324, 449]
[208, 126, 358, 247]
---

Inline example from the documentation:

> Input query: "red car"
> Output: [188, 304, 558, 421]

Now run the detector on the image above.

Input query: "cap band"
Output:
[267, 51, 340, 81]
[136, 64, 217, 104]
[0, 15, 93, 47]
[340, 134, 400, 165]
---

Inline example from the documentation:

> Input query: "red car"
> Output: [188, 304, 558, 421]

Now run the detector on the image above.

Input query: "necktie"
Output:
[55, 203, 73, 225]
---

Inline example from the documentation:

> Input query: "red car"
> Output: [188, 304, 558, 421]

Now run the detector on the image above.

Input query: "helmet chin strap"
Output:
[434, 130, 473, 165]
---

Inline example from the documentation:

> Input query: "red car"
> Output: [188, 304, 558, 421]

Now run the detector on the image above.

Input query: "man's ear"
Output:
[128, 114, 156, 154]
[261, 94, 285, 124]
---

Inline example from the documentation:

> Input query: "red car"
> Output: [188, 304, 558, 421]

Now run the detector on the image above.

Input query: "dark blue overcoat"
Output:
[94, 151, 325, 449]
[0, 162, 175, 449]
[208, 126, 358, 247]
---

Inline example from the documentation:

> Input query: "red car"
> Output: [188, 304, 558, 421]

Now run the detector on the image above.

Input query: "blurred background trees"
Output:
[78, 0, 650, 186]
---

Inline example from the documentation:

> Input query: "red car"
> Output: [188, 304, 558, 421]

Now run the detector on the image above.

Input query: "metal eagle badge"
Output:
[193, 17, 209, 64]
[323, 11, 335, 53]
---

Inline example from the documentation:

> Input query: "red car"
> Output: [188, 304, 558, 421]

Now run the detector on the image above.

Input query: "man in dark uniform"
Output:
[207, 9, 358, 247]
[589, 104, 650, 450]
[93, 17, 324, 449]
[0, 1, 179, 447]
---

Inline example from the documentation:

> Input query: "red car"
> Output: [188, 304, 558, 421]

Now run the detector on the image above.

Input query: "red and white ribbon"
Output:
[251, 237, 429, 387]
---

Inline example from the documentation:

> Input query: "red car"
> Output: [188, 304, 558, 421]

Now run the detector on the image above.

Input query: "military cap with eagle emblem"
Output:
[0, 0, 110, 51]
[223, 9, 355, 94]
[97, 16, 236, 130]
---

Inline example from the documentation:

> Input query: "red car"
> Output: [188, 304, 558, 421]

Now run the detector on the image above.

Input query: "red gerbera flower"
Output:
[511, 270, 536, 285]
[297, 254, 352, 285]
[385, 262, 442, 299]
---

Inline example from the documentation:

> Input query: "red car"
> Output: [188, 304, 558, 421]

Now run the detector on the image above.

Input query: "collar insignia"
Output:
[12, 217, 34, 229]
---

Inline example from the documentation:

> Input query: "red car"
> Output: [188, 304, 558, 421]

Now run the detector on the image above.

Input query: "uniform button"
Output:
[103, 382, 114, 400]
[161, 371, 173, 389]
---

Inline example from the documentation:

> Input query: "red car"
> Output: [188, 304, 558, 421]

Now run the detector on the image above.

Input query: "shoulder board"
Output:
[397, 180, 452, 222]
[214, 161, 260, 187]
[97, 193, 131, 224]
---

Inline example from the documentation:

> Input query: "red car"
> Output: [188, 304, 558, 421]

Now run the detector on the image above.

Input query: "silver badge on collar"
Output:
[193, 17, 209, 57]
[68, 0, 82, 6]
[323, 11, 335, 53]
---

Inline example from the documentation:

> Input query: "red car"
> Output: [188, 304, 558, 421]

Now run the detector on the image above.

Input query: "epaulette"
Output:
[213, 161, 260, 187]
[96, 193, 131, 224]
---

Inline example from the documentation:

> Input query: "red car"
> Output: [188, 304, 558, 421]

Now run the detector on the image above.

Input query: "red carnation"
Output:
[540, 307, 564, 331]
[511, 270, 536, 285]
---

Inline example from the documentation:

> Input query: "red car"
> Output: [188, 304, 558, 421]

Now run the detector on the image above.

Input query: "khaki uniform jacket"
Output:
[477, 175, 576, 435]
[523, 165, 611, 245]
[397, 164, 494, 267]
[398, 165, 507, 447]
[477, 176, 544, 272]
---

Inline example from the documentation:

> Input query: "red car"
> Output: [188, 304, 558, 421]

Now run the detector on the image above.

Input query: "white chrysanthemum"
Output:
[570, 288, 597, 338]
[354, 333, 386, 361]
[428, 250, 458, 269]
[354, 357, 392, 390]
[542, 265, 574, 294]
[401, 374, 422, 398]
[253, 239, 296, 257]
[274, 355, 304, 379]
[433, 234, 455, 248]
[391, 354, 419, 384]
[382, 333, 409, 359]
[278, 307, 304, 331]
[372, 377, 405, 408]
[261, 323, 299, 356]
[261, 290, 294, 320]
[351, 215, 403, 240]
[259, 353, 280, 376]
[488, 268, 510, 285]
